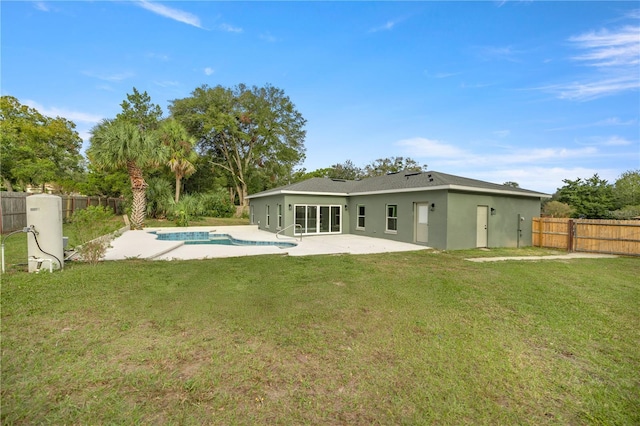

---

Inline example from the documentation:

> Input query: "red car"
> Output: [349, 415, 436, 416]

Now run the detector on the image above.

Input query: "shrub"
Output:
[69, 206, 118, 265]
[609, 205, 640, 220]
[170, 194, 205, 227]
[198, 191, 235, 218]
[146, 177, 174, 219]
[542, 201, 574, 218]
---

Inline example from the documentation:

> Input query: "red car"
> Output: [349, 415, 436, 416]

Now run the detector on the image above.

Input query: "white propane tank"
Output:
[26, 194, 64, 272]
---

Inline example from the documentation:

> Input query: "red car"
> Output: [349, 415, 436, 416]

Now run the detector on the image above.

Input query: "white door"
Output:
[415, 203, 429, 243]
[476, 206, 488, 247]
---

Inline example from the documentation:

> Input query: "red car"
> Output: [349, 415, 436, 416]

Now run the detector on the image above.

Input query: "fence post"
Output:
[567, 219, 574, 252]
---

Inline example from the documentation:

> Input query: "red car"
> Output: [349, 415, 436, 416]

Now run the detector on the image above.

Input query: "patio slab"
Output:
[103, 225, 430, 260]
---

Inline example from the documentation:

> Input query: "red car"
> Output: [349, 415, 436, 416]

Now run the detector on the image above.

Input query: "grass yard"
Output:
[2, 249, 639, 424]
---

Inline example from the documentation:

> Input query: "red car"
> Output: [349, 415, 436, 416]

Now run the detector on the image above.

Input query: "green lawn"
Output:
[1, 249, 638, 424]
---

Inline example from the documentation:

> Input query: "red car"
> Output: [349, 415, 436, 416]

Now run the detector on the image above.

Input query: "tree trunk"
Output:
[241, 185, 249, 207]
[130, 188, 146, 230]
[175, 175, 182, 203]
[127, 161, 148, 230]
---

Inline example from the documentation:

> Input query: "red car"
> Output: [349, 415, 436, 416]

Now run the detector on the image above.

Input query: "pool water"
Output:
[150, 231, 297, 248]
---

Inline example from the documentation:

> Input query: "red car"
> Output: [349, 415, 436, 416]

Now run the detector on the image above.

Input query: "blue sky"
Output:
[2, 1, 639, 194]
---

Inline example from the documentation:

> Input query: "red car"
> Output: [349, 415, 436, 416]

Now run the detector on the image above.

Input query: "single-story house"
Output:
[246, 170, 550, 250]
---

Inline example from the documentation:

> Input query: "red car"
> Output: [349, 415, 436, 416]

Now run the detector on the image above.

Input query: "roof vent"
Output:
[404, 172, 421, 177]
[331, 178, 346, 182]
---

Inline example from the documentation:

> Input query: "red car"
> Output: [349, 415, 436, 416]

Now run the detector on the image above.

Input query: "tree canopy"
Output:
[613, 170, 640, 208]
[363, 157, 427, 177]
[159, 119, 197, 202]
[169, 83, 307, 206]
[0, 95, 83, 192]
[555, 174, 615, 219]
[295, 157, 428, 182]
[117, 87, 163, 131]
[88, 88, 167, 229]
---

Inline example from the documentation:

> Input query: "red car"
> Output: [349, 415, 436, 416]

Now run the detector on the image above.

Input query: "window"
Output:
[277, 204, 283, 228]
[357, 205, 366, 230]
[266, 205, 270, 227]
[250, 205, 254, 224]
[386, 204, 397, 233]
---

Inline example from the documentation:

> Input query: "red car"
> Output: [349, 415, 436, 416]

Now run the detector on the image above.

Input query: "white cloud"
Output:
[260, 32, 279, 43]
[369, 17, 408, 33]
[395, 137, 466, 158]
[493, 130, 511, 138]
[424, 71, 462, 79]
[546, 22, 640, 101]
[370, 20, 397, 32]
[23, 100, 103, 124]
[396, 136, 600, 168]
[551, 75, 639, 101]
[146, 52, 170, 61]
[82, 70, 134, 82]
[570, 26, 640, 67]
[34, 2, 49, 12]
[218, 23, 243, 33]
[392, 134, 623, 192]
[137, 1, 203, 29]
[597, 136, 633, 146]
[154, 80, 180, 88]
[475, 45, 523, 62]
[204, 67, 215, 76]
[470, 166, 615, 194]
[546, 116, 637, 131]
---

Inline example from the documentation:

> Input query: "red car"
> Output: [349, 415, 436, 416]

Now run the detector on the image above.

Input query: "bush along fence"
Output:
[0, 192, 125, 233]
[533, 217, 640, 256]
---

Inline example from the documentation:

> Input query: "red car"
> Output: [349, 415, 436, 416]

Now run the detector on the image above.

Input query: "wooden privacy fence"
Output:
[1, 192, 125, 233]
[533, 217, 640, 256]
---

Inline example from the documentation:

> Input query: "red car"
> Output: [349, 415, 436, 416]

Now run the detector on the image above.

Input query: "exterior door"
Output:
[415, 203, 429, 243]
[476, 205, 489, 247]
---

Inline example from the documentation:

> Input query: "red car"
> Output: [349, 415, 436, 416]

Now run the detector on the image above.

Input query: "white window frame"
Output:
[386, 204, 398, 234]
[294, 204, 342, 235]
[356, 205, 366, 230]
[250, 205, 255, 224]
[266, 205, 270, 227]
[277, 204, 283, 229]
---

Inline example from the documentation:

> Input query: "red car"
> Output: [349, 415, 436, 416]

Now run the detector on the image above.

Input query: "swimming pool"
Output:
[150, 231, 297, 248]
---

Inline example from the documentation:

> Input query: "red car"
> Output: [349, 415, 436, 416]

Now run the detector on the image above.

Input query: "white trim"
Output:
[356, 204, 366, 231]
[294, 204, 343, 235]
[386, 204, 398, 233]
[277, 203, 283, 229]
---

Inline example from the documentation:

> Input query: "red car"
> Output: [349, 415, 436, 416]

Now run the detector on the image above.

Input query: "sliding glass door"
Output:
[294, 205, 342, 235]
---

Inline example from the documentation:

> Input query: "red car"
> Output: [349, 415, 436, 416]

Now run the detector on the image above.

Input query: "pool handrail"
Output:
[276, 223, 303, 241]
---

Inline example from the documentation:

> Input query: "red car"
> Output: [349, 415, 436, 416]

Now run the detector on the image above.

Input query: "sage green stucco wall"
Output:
[348, 190, 449, 248]
[249, 195, 349, 237]
[445, 191, 542, 250]
[250, 190, 542, 249]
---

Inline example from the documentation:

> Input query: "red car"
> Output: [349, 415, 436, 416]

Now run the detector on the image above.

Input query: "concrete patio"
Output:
[103, 225, 430, 260]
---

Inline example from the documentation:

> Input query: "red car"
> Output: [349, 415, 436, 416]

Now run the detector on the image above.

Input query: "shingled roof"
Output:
[247, 171, 550, 199]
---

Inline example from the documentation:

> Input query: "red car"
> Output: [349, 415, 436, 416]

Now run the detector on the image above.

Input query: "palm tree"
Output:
[159, 119, 197, 202]
[88, 119, 165, 229]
